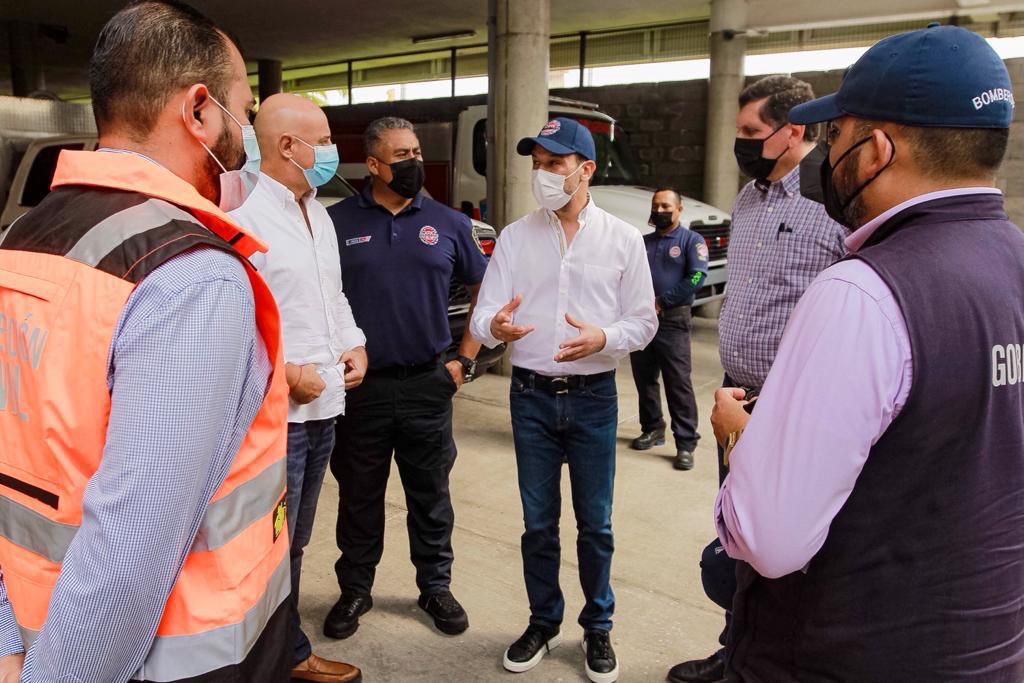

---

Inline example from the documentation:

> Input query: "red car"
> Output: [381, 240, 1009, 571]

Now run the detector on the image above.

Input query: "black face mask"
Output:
[734, 126, 787, 181]
[815, 133, 896, 230]
[798, 144, 828, 205]
[650, 211, 675, 231]
[379, 157, 425, 198]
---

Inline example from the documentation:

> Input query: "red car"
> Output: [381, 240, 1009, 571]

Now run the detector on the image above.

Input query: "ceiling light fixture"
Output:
[411, 30, 477, 45]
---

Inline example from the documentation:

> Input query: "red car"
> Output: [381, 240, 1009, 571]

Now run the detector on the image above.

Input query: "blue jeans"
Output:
[287, 419, 336, 666]
[509, 370, 618, 632]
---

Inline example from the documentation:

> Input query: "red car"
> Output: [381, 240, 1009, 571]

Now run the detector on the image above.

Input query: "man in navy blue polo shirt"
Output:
[323, 117, 487, 641]
[629, 188, 709, 471]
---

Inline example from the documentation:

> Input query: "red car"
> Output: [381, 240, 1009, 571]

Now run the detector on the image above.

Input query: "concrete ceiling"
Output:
[3, 0, 1024, 98]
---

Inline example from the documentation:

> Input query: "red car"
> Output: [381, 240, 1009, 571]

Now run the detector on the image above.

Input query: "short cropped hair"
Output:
[739, 75, 819, 142]
[89, 1, 236, 139]
[364, 117, 416, 156]
[653, 187, 683, 206]
[854, 119, 1009, 181]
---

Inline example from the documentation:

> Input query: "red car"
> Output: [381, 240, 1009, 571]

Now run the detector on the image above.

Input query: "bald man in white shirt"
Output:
[471, 117, 656, 683]
[230, 93, 364, 683]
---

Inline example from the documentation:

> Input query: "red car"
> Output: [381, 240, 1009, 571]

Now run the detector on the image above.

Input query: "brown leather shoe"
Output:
[290, 654, 362, 683]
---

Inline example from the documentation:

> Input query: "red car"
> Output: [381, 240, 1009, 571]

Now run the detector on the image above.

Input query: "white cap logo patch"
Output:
[540, 120, 561, 136]
[419, 225, 439, 246]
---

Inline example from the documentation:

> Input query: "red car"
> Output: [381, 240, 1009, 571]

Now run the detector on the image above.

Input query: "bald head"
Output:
[254, 93, 333, 197]
[255, 93, 329, 147]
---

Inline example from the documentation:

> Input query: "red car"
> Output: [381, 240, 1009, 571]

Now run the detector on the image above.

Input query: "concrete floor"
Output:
[300, 318, 725, 682]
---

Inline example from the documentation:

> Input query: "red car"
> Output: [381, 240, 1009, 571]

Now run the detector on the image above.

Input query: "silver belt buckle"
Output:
[550, 376, 570, 394]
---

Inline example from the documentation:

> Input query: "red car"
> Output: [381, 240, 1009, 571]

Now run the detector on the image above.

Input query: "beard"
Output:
[196, 115, 244, 204]
[835, 146, 869, 229]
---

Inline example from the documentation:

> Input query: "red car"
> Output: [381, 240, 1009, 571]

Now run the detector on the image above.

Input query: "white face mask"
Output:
[531, 164, 584, 211]
[181, 96, 261, 212]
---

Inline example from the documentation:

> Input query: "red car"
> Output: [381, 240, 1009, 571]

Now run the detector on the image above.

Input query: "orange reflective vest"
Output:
[0, 151, 290, 681]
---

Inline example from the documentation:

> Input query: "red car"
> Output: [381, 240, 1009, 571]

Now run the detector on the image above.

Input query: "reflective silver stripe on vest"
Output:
[0, 457, 284, 563]
[15, 553, 289, 682]
[19, 625, 37, 651]
[65, 199, 197, 267]
[0, 495, 76, 563]
[133, 550, 290, 682]
[191, 458, 286, 552]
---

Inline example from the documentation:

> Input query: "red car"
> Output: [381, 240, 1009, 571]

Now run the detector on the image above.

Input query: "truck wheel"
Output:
[694, 299, 722, 319]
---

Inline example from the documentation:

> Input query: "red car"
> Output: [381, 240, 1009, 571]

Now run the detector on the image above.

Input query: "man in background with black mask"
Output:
[629, 188, 709, 471]
[324, 117, 487, 641]
[668, 76, 844, 683]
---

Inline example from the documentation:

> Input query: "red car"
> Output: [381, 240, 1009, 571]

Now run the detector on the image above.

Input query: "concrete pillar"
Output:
[8, 21, 45, 97]
[704, 0, 747, 212]
[486, 0, 549, 375]
[258, 59, 283, 103]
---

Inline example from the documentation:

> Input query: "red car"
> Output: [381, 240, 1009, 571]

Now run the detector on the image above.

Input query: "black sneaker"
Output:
[631, 428, 666, 450]
[502, 624, 561, 673]
[323, 593, 373, 640]
[417, 590, 469, 635]
[582, 630, 619, 683]
[673, 450, 694, 471]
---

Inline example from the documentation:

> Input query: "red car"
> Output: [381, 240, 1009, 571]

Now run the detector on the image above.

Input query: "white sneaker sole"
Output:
[581, 637, 620, 683]
[502, 633, 562, 673]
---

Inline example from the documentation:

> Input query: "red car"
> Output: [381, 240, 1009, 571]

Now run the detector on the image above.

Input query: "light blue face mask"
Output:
[189, 95, 262, 211]
[291, 137, 340, 189]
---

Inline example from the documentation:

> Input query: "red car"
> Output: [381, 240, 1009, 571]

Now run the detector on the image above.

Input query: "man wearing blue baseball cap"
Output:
[709, 24, 1024, 681]
[471, 117, 656, 683]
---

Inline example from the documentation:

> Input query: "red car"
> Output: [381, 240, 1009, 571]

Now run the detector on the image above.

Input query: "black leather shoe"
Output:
[418, 590, 469, 635]
[667, 650, 726, 682]
[323, 593, 373, 640]
[631, 428, 666, 450]
[503, 624, 561, 673]
[673, 450, 694, 471]
[582, 630, 619, 682]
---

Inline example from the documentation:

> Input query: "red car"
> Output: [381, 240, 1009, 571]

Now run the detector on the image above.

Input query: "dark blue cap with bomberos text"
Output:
[790, 24, 1014, 129]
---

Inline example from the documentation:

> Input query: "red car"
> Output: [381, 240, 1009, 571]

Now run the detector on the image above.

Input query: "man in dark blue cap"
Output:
[709, 24, 1024, 681]
[471, 117, 656, 683]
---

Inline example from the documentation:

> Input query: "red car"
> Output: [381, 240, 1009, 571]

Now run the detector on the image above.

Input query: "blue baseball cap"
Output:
[790, 24, 1014, 129]
[517, 117, 597, 160]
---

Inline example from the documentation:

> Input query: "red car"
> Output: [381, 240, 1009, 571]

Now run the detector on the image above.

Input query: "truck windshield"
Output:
[571, 117, 641, 187]
[471, 113, 641, 186]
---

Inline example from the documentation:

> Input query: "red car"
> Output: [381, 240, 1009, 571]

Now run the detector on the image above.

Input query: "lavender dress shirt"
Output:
[715, 187, 1001, 579]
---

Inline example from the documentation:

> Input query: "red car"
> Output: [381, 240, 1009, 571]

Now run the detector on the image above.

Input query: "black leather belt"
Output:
[369, 354, 443, 379]
[512, 367, 615, 395]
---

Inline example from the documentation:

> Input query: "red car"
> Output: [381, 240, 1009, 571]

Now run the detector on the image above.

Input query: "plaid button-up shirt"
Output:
[719, 164, 847, 389]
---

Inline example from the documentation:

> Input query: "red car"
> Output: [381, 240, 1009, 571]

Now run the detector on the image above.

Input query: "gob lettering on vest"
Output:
[0, 312, 48, 421]
[992, 343, 1024, 386]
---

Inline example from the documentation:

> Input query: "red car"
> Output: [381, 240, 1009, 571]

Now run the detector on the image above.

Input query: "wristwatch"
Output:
[456, 354, 477, 382]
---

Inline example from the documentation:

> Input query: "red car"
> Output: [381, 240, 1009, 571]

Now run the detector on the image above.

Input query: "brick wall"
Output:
[555, 57, 1024, 223]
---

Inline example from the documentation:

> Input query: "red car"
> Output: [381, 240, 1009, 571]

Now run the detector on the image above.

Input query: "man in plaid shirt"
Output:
[667, 75, 845, 683]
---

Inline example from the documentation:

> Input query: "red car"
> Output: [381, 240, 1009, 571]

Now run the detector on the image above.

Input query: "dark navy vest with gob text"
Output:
[728, 193, 1024, 683]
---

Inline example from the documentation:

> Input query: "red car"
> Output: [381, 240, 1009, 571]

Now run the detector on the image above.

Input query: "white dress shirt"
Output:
[230, 172, 365, 423]
[471, 197, 657, 376]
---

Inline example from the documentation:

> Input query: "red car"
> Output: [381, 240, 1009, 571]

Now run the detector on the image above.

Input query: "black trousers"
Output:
[330, 361, 458, 596]
[629, 307, 699, 451]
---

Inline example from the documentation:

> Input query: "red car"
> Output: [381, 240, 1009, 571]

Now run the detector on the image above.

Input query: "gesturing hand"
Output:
[490, 295, 535, 343]
[555, 313, 607, 363]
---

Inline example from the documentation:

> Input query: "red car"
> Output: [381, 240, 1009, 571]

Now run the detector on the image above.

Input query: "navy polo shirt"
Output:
[328, 183, 488, 369]
[644, 223, 709, 308]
